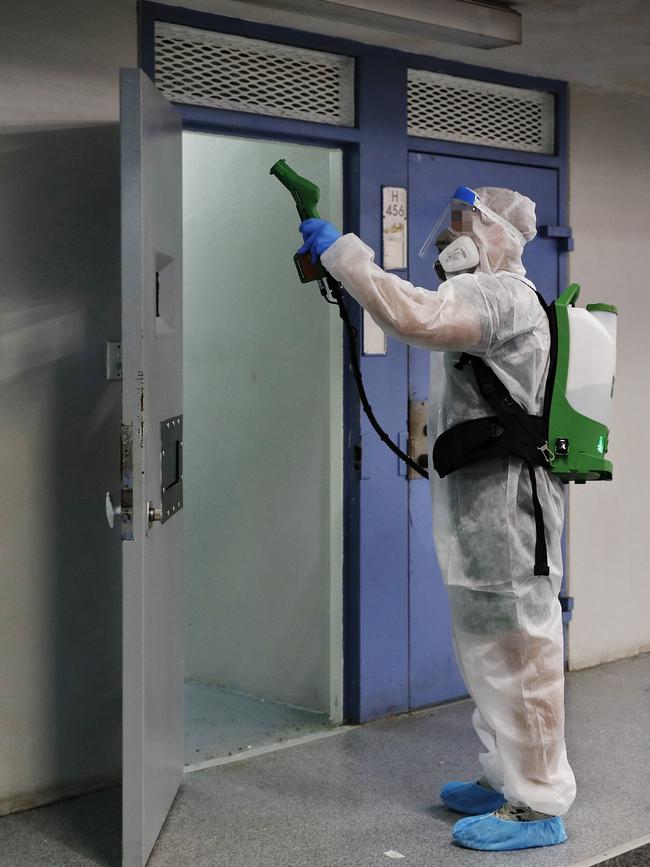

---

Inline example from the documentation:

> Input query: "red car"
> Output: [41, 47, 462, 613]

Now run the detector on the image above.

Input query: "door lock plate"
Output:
[160, 415, 183, 522]
[121, 423, 134, 541]
[408, 400, 429, 481]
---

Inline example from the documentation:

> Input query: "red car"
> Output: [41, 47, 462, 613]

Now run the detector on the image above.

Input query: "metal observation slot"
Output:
[160, 415, 183, 523]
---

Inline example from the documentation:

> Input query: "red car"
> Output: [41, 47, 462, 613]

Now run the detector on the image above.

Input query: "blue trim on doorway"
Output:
[139, 1, 155, 76]
[181, 106, 361, 146]
[140, 0, 570, 722]
[406, 137, 560, 167]
[556, 83, 570, 292]
[341, 147, 362, 723]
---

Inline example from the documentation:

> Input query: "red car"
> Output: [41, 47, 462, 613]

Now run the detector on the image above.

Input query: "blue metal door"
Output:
[407, 151, 561, 709]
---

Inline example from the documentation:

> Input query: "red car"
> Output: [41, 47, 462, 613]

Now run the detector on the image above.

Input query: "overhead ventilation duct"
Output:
[155, 23, 355, 125]
[408, 70, 555, 153]
[239, 0, 521, 49]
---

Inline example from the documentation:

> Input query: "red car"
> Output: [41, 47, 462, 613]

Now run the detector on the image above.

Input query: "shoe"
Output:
[440, 780, 506, 815]
[452, 805, 567, 851]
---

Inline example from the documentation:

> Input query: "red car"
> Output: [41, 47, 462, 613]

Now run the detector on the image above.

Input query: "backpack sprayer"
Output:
[432, 285, 617, 491]
[546, 285, 616, 482]
[270, 158, 428, 479]
[432, 281, 617, 575]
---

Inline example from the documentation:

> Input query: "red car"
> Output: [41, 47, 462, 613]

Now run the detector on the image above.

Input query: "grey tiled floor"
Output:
[184, 679, 333, 766]
[1, 654, 649, 867]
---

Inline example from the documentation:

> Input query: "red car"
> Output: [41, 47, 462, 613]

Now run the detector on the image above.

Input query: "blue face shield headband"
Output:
[418, 186, 526, 260]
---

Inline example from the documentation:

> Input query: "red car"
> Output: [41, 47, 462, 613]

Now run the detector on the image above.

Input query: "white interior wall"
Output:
[567, 85, 650, 669]
[182, 133, 343, 715]
[0, 0, 136, 815]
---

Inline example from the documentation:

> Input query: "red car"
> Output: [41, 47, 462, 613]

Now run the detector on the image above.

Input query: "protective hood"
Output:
[471, 186, 537, 277]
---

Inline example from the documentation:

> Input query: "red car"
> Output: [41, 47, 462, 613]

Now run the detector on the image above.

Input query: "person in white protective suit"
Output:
[298, 186, 576, 852]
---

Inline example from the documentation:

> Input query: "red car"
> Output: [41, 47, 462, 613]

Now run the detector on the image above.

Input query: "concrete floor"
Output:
[1, 654, 649, 867]
[184, 680, 333, 766]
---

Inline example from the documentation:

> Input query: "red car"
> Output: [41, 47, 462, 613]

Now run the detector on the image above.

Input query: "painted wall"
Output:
[0, 0, 136, 814]
[182, 132, 343, 714]
[567, 85, 650, 669]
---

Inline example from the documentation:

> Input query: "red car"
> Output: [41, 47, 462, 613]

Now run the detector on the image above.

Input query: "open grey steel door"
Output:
[120, 69, 183, 866]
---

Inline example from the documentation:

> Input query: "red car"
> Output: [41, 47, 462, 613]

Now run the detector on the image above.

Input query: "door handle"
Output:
[106, 491, 122, 529]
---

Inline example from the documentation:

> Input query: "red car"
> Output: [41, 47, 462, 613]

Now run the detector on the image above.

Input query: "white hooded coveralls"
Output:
[320, 187, 576, 816]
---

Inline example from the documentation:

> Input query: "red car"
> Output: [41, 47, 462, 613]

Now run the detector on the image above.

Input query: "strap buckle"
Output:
[538, 442, 555, 464]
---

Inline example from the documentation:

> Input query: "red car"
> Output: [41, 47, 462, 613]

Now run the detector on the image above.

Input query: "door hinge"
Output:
[106, 341, 122, 380]
[539, 226, 574, 252]
[559, 593, 574, 623]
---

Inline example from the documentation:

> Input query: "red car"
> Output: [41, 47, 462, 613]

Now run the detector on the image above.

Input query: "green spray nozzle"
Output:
[270, 159, 321, 222]
[269, 164, 429, 481]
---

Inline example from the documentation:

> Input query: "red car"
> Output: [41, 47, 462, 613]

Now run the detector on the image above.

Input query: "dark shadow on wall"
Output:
[0, 125, 122, 864]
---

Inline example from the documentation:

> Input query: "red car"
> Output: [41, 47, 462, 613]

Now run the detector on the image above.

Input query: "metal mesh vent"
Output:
[154, 22, 355, 127]
[408, 70, 554, 154]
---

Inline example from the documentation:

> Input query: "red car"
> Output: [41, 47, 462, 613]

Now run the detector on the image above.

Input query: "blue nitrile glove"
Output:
[297, 219, 341, 263]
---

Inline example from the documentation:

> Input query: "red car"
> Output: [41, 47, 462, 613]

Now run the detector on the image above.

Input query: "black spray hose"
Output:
[324, 273, 429, 480]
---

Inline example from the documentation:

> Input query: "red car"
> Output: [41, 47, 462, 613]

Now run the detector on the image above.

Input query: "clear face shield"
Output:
[418, 186, 526, 261]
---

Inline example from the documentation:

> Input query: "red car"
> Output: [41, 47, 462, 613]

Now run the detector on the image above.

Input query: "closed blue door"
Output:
[407, 151, 561, 709]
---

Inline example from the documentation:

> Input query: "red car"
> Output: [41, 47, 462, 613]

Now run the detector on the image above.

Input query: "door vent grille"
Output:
[154, 22, 355, 127]
[408, 69, 554, 154]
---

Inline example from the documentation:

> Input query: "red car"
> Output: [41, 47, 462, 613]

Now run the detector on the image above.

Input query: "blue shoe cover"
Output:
[440, 781, 506, 815]
[452, 812, 567, 851]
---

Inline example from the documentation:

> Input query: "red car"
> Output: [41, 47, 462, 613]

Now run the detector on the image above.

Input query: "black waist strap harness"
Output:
[432, 290, 558, 578]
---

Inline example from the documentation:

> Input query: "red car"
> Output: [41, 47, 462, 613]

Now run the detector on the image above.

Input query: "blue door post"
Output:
[355, 49, 410, 720]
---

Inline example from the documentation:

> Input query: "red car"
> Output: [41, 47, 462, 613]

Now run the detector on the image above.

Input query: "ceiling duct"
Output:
[238, 0, 521, 49]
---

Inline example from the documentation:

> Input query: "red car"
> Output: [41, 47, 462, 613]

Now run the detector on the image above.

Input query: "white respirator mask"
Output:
[434, 235, 480, 279]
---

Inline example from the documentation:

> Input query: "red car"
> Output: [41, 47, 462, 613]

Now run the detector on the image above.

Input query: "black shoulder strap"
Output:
[436, 350, 551, 577]
[468, 356, 550, 460]
[527, 462, 551, 578]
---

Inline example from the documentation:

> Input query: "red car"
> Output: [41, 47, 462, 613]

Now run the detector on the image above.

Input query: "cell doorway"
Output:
[181, 132, 345, 766]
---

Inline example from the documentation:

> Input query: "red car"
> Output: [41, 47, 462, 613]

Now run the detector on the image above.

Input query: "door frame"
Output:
[180, 132, 347, 725]
[140, 0, 570, 723]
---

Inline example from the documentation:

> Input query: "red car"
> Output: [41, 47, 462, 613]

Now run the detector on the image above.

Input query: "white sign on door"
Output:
[382, 186, 407, 271]
[363, 309, 387, 356]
